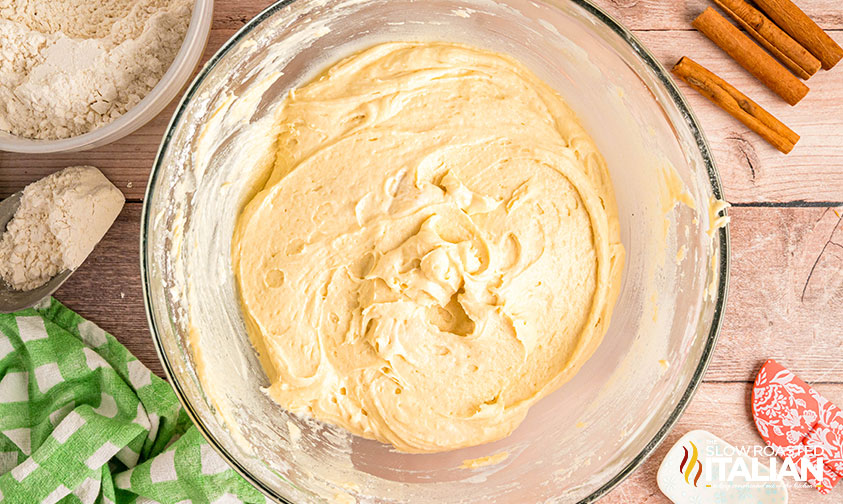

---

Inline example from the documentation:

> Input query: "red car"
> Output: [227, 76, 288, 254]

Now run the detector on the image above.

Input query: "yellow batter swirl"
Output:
[232, 42, 624, 453]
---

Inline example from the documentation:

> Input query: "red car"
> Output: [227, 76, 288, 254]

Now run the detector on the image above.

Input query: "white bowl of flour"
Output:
[0, 0, 213, 153]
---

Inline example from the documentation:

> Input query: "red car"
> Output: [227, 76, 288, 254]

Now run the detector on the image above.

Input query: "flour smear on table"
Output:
[0, 0, 192, 140]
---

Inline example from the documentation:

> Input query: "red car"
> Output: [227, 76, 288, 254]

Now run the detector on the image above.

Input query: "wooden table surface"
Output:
[1, 1, 841, 502]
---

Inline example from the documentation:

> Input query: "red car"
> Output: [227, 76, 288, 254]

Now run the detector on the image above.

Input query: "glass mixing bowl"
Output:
[141, 0, 730, 502]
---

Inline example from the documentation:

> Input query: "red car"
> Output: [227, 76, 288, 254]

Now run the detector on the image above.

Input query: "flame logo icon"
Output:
[679, 441, 703, 487]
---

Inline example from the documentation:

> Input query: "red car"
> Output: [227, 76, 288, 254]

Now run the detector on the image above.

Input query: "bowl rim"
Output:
[0, 0, 214, 154]
[140, 0, 731, 502]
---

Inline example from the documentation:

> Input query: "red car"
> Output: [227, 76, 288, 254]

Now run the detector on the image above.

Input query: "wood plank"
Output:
[41, 204, 843, 383]
[193, 0, 843, 34]
[2, 2, 842, 204]
[597, 0, 843, 31]
[602, 382, 843, 503]
[709, 205, 843, 382]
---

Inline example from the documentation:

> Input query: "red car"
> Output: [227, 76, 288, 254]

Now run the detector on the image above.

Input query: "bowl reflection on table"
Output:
[141, 0, 729, 502]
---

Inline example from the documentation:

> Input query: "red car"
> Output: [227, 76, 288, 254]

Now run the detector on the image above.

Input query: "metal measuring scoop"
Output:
[0, 192, 73, 314]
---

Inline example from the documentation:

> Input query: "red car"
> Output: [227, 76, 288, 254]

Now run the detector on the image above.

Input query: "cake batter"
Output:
[232, 42, 624, 453]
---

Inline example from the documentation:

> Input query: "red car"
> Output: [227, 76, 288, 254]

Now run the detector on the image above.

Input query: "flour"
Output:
[0, 0, 192, 140]
[0, 166, 125, 291]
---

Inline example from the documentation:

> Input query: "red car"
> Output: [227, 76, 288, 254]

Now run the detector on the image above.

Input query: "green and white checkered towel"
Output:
[0, 298, 267, 504]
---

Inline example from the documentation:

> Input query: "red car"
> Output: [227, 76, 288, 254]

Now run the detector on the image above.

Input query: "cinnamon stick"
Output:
[712, 0, 821, 79]
[672, 57, 799, 154]
[692, 8, 808, 106]
[753, 0, 843, 70]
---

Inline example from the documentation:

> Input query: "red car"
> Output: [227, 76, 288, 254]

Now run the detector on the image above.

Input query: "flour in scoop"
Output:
[0, 166, 125, 291]
[0, 0, 192, 140]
